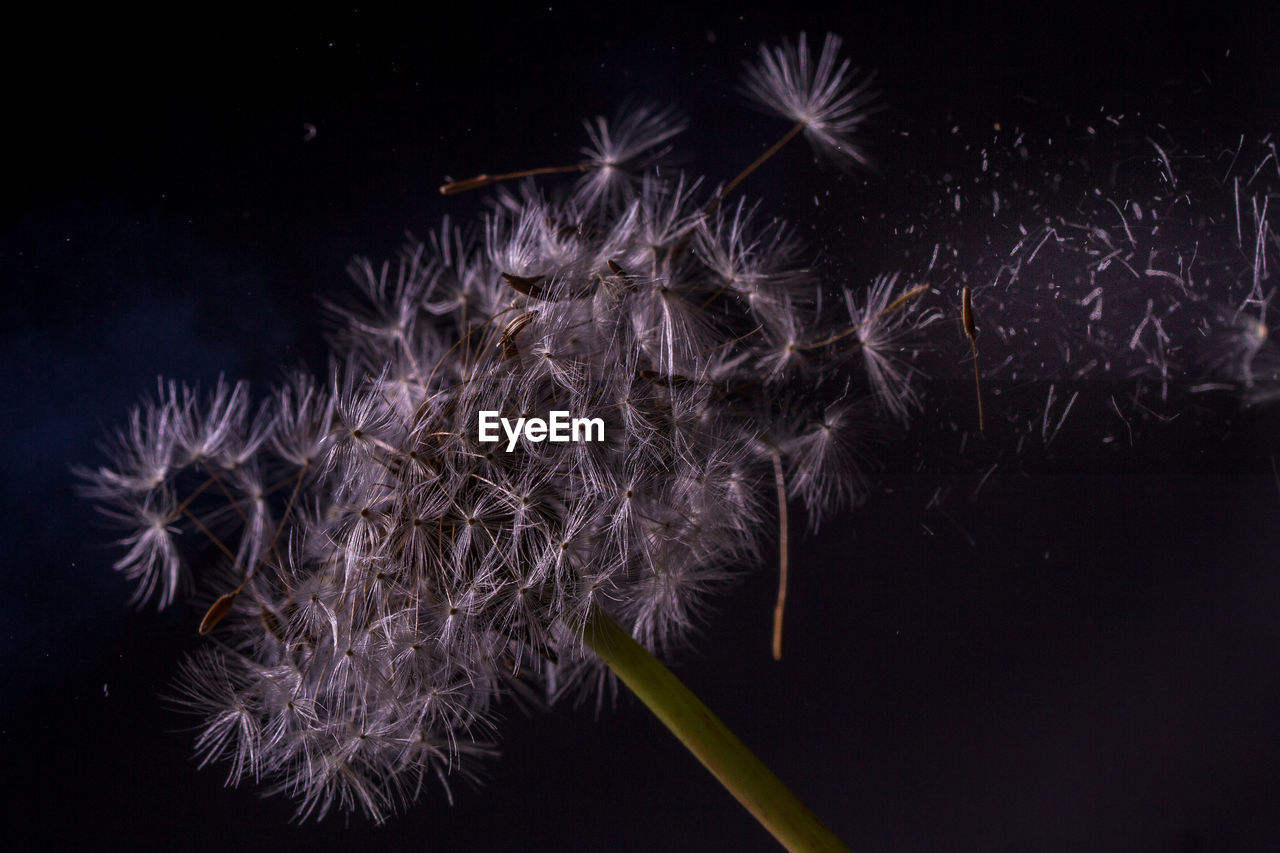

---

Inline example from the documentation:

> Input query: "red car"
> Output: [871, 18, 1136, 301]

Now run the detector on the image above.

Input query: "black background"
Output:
[5, 3, 1280, 850]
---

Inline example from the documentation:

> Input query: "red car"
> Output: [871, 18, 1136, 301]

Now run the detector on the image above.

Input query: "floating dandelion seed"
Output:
[740, 31, 879, 168]
[702, 32, 881, 217]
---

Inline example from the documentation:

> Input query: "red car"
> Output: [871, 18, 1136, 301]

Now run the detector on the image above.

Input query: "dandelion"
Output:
[80, 33, 931, 852]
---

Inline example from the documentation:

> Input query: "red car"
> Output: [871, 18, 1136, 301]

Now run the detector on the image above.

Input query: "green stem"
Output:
[580, 606, 852, 852]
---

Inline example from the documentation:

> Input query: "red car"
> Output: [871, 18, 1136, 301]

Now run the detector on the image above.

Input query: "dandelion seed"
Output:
[962, 285, 985, 433]
[836, 274, 939, 421]
[439, 104, 685, 215]
[499, 311, 538, 360]
[741, 32, 879, 167]
[198, 589, 240, 635]
[576, 104, 688, 214]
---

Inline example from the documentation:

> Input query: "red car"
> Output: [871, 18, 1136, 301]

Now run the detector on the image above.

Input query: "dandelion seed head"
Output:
[78, 32, 935, 822]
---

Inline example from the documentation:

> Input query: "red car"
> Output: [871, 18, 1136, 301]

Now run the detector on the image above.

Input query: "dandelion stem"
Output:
[439, 164, 587, 195]
[581, 606, 851, 852]
[770, 451, 789, 662]
[707, 121, 806, 217]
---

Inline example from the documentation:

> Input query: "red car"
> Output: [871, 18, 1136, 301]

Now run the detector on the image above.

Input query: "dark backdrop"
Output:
[4, 3, 1280, 851]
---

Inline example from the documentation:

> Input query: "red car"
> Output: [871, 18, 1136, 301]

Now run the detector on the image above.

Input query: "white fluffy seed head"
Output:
[80, 33, 936, 823]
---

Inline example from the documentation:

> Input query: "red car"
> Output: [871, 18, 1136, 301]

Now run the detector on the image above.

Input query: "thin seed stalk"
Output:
[580, 606, 851, 853]
[706, 120, 806, 216]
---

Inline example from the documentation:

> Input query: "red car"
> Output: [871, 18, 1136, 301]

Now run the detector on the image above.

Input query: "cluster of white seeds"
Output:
[79, 34, 938, 820]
